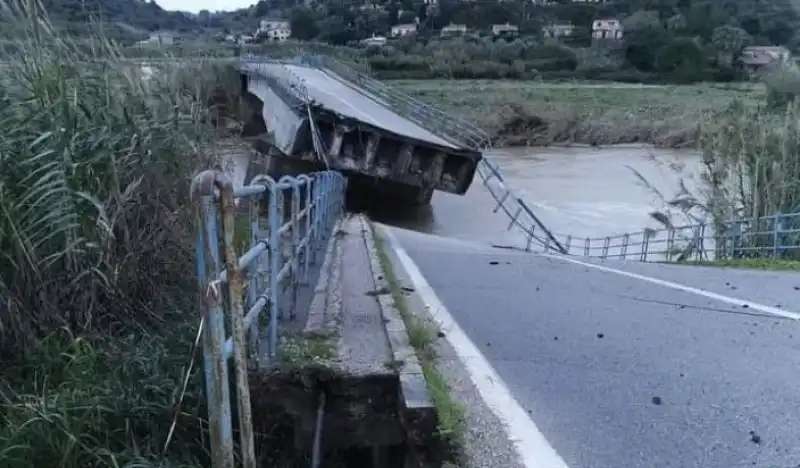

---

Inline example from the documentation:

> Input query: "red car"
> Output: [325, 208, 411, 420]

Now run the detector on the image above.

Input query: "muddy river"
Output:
[223, 143, 704, 246]
[368, 145, 704, 245]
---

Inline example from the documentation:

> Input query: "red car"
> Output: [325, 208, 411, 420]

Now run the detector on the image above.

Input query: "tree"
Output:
[290, 7, 319, 41]
[623, 10, 667, 72]
[711, 25, 749, 66]
[655, 37, 707, 82]
[387, 3, 399, 26]
[711, 25, 749, 52]
[253, 0, 269, 18]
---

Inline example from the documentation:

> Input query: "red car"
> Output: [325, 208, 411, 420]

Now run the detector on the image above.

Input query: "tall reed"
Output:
[0, 1, 240, 466]
[0, 0, 236, 354]
[699, 98, 800, 224]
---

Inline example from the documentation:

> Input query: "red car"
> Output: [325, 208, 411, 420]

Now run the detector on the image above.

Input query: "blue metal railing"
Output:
[191, 169, 346, 468]
[478, 156, 800, 262]
[544, 211, 800, 262]
[478, 155, 800, 262]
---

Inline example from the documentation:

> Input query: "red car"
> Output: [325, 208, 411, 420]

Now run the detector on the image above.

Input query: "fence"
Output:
[192, 169, 346, 468]
[552, 211, 800, 262]
[478, 155, 800, 262]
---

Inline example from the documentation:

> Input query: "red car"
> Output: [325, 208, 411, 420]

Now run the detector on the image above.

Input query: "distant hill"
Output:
[33, 0, 201, 40]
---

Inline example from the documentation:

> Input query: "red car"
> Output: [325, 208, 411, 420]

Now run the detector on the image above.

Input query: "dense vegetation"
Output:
[21, 0, 800, 83]
[0, 1, 245, 467]
[277, 0, 800, 82]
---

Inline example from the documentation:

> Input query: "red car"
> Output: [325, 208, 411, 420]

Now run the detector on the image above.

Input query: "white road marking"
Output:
[379, 225, 570, 468]
[539, 253, 800, 321]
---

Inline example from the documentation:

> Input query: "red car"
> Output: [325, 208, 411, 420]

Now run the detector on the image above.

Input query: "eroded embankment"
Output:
[490, 104, 698, 148]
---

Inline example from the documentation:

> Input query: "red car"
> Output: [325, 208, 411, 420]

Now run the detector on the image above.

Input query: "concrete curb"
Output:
[360, 215, 438, 447]
[303, 218, 344, 337]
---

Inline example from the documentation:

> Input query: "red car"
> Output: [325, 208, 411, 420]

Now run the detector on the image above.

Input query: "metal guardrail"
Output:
[478, 155, 567, 254]
[318, 56, 491, 151]
[543, 211, 800, 262]
[191, 169, 346, 468]
[479, 155, 800, 262]
[238, 57, 311, 104]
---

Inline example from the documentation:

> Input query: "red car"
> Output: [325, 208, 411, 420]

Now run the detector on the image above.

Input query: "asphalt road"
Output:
[284, 64, 457, 148]
[381, 225, 800, 468]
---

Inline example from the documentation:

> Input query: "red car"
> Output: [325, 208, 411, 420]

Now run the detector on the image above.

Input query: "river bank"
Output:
[391, 80, 765, 149]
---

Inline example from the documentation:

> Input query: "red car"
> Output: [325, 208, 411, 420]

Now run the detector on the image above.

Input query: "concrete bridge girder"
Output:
[239, 64, 481, 206]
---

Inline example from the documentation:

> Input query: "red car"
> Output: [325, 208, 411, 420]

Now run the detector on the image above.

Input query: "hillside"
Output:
[37, 0, 201, 40]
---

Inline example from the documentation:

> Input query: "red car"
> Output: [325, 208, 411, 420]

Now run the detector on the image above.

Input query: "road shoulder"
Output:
[372, 221, 530, 468]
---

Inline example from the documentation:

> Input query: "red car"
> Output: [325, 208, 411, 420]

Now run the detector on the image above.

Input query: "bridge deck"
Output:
[282, 64, 458, 150]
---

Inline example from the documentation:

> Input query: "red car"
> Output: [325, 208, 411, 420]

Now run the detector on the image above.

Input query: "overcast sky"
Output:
[155, 0, 254, 13]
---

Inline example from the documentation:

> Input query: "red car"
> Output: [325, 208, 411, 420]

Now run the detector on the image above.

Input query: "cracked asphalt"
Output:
[385, 225, 800, 468]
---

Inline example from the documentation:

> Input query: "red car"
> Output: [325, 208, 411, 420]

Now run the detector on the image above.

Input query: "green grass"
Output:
[390, 79, 765, 147]
[279, 331, 338, 367]
[369, 224, 467, 447]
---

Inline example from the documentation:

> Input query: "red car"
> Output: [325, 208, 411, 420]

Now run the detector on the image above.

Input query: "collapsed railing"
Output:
[479, 155, 800, 261]
[543, 211, 800, 262]
[477, 156, 568, 253]
[192, 169, 346, 468]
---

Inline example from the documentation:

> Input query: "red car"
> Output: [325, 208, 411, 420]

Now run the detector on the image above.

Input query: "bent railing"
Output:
[477, 154, 800, 261]
[478, 155, 568, 254]
[191, 169, 346, 468]
[544, 211, 800, 262]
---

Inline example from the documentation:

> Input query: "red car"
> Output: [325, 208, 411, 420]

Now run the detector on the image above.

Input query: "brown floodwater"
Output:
[223, 143, 704, 246]
[367, 145, 704, 245]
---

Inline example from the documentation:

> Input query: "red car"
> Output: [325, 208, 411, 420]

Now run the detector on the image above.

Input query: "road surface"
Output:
[379, 224, 800, 468]
[283, 64, 458, 148]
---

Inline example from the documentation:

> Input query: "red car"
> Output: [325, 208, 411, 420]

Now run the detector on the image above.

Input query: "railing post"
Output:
[773, 213, 782, 258]
[301, 176, 313, 281]
[696, 223, 706, 261]
[289, 177, 301, 319]
[666, 229, 675, 262]
[621, 233, 629, 260]
[525, 227, 535, 252]
[248, 192, 261, 364]
[268, 181, 281, 359]
[218, 176, 257, 468]
[192, 171, 234, 468]
[640, 231, 649, 262]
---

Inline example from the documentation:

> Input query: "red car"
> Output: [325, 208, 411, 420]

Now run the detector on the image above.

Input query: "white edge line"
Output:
[538, 253, 800, 321]
[378, 224, 570, 468]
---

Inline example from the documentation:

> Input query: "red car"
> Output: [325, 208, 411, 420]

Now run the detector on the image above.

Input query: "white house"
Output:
[391, 23, 418, 37]
[139, 31, 176, 46]
[592, 18, 623, 39]
[542, 23, 574, 38]
[361, 35, 388, 46]
[441, 23, 467, 37]
[492, 23, 519, 37]
[258, 18, 291, 41]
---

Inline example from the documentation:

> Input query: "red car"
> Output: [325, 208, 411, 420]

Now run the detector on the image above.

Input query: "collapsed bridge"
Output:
[236, 55, 489, 206]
